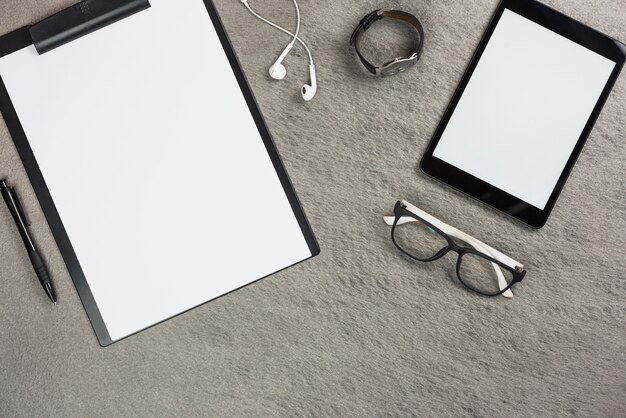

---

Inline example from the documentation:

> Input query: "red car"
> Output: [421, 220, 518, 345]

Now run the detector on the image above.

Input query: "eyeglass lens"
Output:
[392, 219, 448, 260]
[457, 252, 514, 295]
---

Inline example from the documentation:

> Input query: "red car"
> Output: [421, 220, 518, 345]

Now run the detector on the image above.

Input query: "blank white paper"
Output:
[0, 0, 313, 341]
[433, 9, 615, 209]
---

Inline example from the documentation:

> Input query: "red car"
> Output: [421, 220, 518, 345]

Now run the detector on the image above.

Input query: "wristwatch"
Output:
[350, 9, 425, 77]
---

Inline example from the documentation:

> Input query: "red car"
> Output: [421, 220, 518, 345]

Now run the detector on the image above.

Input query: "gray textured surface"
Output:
[1, 0, 625, 416]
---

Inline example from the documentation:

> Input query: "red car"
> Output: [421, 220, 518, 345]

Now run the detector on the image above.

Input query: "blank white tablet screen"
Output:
[433, 9, 615, 209]
[0, 0, 313, 341]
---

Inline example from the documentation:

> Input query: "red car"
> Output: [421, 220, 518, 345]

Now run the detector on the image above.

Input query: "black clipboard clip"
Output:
[29, 0, 151, 55]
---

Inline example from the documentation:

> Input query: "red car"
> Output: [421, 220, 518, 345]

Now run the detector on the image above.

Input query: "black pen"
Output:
[1, 179, 56, 304]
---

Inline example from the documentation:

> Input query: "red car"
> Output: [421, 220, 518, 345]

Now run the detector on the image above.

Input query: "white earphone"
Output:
[268, 43, 293, 80]
[241, 0, 317, 101]
[268, 0, 299, 81]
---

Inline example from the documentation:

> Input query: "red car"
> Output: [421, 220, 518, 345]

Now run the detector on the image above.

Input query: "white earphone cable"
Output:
[293, 0, 301, 48]
[242, 0, 314, 65]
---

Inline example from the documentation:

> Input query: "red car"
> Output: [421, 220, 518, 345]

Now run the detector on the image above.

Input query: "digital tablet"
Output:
[420, 0, 625, 228]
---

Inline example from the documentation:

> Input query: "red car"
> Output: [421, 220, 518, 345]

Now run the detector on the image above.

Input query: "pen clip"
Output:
[11, 187, 30, 226]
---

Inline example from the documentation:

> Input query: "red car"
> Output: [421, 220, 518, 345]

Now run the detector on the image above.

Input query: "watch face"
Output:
[380, 56, 417, 76]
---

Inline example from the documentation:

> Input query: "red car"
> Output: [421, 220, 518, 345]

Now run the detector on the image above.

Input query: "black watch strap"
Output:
[349, 10, 383, 75]
[350, 9, 425, 76]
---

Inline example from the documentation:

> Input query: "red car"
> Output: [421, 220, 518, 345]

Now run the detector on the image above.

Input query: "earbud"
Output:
[301, 64, 317, 101]
[269, 43, 293, 80]
[243, 0, 317, 101]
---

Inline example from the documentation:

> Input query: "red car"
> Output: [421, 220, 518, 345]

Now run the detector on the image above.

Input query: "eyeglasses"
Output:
[384, 200, 526, 297]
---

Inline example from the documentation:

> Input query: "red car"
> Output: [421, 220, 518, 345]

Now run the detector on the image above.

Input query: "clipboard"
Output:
[0, 0, 319, 346]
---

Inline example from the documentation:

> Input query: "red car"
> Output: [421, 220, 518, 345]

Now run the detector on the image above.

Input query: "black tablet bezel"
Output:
[0, 0, 320, 346]
[420, 0, 626, 228]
